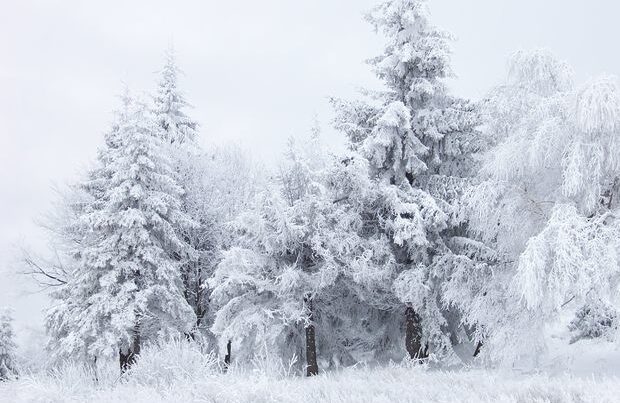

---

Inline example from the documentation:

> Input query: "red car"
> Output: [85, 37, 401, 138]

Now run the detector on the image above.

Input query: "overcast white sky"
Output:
[2, 0, 620, 345]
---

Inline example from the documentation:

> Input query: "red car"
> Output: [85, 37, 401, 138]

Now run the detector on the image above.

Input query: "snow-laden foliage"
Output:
[178, 145, 262, 345]
[569, 300, 618, 343]
[46, 95, 196, 362]
[210, 132, 344, 367]
[364, 0, 481, 178]
[0, 309, 17, 380]
[458, 49, 620, 365]
[123, 340, 220, 387]
[210, 129, 413, 369]
[331, 0, 485, 362]
[23, 90, 138, 291]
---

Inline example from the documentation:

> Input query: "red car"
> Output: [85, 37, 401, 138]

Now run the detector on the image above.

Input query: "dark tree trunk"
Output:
[405, 306, 427, 361]
[223, 339, 232, 370]
[119, 329, 141, 373]
[92, 356, 98, 383]
[473, 340, 483, 357]
[182, 265, 206, 342]
[304, 295, 319, 377]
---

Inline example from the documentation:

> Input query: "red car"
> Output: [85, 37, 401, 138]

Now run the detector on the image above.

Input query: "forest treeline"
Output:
[5, 0, 620, 378]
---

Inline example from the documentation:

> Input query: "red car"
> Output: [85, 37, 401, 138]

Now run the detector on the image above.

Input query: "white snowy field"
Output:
[2, 366, 619, 403]
[2, 341, 619, 403]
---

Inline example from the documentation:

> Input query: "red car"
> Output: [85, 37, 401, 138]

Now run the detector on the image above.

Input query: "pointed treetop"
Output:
[367, 0, 452, 101]
[153, 46, 198, 145]
[161, 45, 179, 89]
[116, 82, 133, 122]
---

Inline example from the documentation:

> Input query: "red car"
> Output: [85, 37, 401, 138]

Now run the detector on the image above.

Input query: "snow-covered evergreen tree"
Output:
[47, 94, 196, 370]
[44, 88, 136, 364]
[331, 0, 483, 362]
[459, 49, 620, 365]
[210, 130, 383, 374]
[0, 309, 17, 380]
[209, 132, 323, 374]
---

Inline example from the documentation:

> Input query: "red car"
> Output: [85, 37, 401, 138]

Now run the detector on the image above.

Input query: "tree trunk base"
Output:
[405, 306, 428, 361]
[224, 339, 232, 371]
[119, 332, 141, 373]
[304, 295, 319, 377]
[473, 340, 483, 357]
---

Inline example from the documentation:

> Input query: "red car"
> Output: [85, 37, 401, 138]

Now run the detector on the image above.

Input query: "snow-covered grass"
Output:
[3, 365, 619, 403]
[1, 341, 619, 403]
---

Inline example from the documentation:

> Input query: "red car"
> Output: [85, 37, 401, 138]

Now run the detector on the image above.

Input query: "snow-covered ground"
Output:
[2, 341, 619, 403]
[2, 365, 618, 403]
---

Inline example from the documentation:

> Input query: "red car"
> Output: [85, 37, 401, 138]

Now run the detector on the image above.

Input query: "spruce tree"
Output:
[45, 89, 135, 365]
[210, 132, 364, 374]
[0, 309, 17, 380]
[47, 94, 196, 371]
[332, 0, 483, 361]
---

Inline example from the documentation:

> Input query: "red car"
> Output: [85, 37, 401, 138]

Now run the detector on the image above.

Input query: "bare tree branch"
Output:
[21, 248, 68, 287]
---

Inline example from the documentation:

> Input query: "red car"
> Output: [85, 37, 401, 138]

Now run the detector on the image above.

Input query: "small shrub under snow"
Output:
[569, 301, 618, 343]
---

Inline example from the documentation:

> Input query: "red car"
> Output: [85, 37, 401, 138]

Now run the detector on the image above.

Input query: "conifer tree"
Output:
[45, 88, 136, 365]
[332, 0, 483, 361]
[210, 134, 320, 374]
[210, 131, 370, 374]
[0, 309, 17, 380]
[47, 94, 196, 371]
